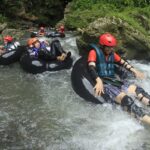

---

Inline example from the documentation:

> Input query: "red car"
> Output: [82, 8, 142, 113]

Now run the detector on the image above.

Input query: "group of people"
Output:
[27, 25, 67, 61]
[0, 25, 68, 62]
[37, 25, 65, 37]
[1, 27, 150, 124]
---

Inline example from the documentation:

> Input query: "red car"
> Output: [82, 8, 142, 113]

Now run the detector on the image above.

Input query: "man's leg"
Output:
[51, 40, 65, 54]
[127, 84, 150, 106]
[51, 40, 67, 61]
[115, 92, 150, 125]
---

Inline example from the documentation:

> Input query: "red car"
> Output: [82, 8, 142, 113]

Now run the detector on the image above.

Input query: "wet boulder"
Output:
[76, 16, 150, 60]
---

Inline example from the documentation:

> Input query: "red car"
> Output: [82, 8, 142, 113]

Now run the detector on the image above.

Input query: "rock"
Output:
[2, 1, 68, 26]
[0, 23, 7, 33]
[76, 16, 150, 60]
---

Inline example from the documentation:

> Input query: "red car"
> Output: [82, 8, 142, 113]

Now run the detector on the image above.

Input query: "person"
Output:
[30, 32, 49, 45]
[88, 33, 150, 124]
[0, 35, 20, 55]
[46, 25, 65, 38]
[37, 27, 46, 36]
[56, 25, 65, 34]
[27, 37, 67, 61]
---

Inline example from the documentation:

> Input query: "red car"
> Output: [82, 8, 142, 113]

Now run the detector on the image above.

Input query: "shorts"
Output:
[104, 81, 131, 100]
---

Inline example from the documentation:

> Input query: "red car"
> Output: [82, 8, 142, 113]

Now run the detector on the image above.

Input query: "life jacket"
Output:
[32, 42, 50, 56]
[5, 41, 20, 51]
[90, 43, 115, 78]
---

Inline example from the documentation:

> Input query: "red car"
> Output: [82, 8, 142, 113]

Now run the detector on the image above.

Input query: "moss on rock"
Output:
[76, 17, 150, 60]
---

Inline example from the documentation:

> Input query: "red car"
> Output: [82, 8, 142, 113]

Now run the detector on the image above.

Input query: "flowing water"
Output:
[0, 32, 150, 150]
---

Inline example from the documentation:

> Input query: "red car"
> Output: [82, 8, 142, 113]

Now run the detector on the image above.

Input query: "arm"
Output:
[88, 50, 104, 96]
[44, 40, 49, 46]
[119, 58, 145, 79]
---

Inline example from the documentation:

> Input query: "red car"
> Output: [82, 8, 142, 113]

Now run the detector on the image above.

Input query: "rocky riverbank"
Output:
[62, 1, 150, 60]
[1, 0, 150, 60]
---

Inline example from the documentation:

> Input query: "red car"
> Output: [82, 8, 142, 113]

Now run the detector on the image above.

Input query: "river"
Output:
[0, 32, 150, 150]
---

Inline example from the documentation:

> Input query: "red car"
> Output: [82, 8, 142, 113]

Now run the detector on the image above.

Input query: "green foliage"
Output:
[71, 0, 150, 10]
[71, 0, 94, 10]
[65, 0, 150, 36]
[0, 14, 7, 23]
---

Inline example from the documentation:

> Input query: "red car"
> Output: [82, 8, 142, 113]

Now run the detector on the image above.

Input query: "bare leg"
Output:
[127, 84, 150, 106]
[141, 115, 150, 125]
[115, 92, 150, 125]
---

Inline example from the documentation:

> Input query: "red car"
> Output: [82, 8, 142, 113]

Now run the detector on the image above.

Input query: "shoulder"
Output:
[89, 49, 96, 55]
[114, 52, 121, 62]
[88, 49, 97, 62]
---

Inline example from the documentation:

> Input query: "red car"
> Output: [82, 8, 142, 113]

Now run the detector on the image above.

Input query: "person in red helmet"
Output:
[4, 35, 13, 43]
[0, 35, 20, 55]
[88, 33, 150, 122]
[38, 26, 46, 36]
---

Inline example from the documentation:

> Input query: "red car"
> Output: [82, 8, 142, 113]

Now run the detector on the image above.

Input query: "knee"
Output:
[121, 95, 145, 118]
[127, 84, 137, 94]
[121, 95, 134, 111]
[135, 86, 144, 95]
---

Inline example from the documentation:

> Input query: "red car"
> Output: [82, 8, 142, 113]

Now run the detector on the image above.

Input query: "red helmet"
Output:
[99, 33, 117, 47]
[40, 27, 45, 31]
[4, 35, 13, 42]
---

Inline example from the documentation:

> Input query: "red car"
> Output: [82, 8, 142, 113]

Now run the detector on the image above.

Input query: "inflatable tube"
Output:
[71, 57, 150, 124]
[31, 31, 65, 38]
[71, 57, 105, 104]
[0, 46, 26, 65]
[71, 57, 135, 104]
[46, 32, 65, 38]
[20, 51, 73, 74]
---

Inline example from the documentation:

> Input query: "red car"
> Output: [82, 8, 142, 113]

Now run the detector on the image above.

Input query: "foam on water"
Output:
[0, 33, 150, 149]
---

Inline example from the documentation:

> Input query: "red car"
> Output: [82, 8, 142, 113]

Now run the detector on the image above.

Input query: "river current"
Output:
[0, 32, 150, 150]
